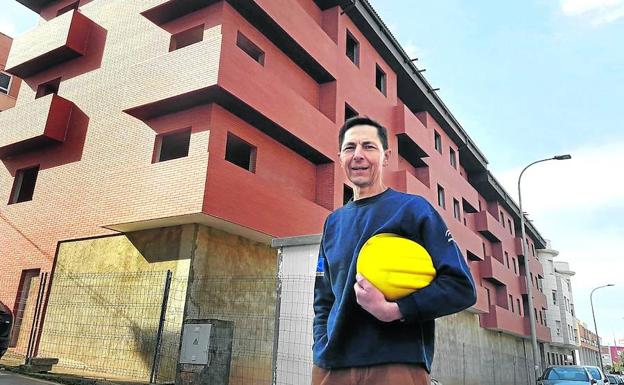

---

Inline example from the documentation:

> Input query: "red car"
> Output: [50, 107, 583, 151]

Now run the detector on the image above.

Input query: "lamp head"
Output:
[554, 154, 572, 160]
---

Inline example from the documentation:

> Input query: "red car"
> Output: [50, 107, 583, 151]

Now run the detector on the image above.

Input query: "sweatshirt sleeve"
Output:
[395, 198, 477, 322]
[312, 222, 334, 348]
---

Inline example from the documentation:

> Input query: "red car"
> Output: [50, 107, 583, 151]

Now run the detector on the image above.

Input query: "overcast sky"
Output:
[2, 0, 623, 344]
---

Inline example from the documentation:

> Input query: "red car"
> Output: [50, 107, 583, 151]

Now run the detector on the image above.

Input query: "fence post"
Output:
[270, 248, 284, 385]
[150, 270, 173, 384]
[25, 272, 48, 364]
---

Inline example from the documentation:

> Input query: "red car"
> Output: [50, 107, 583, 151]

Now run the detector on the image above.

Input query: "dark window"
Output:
[170, 24, 204, 51]
[35, 77, 61, 99]
[484, 287, 491, 308]
[343, 184, 353, 205]
[9, 166, 39, 204]
[57, 1, 79, 16]
[154, 129, 191, 162]
[434, 131, 442, 153]
[375, 64, 386, 96]
[509, 295, 514, 312]
[225, 133, 256, 172]
[508, 219, 513, 235]
[437, 184, 445, 209]
[236, 32, 264, 65]
[0, 72, 11, 94]
[512, 257, 517, 274]
[450, 148, 457, 168]
[345, 103, 358, 121]
[505, 251, 509, 268]
[500, 210, 505, 225]
[482, 242, 486, 258]
[453, 198, 461, 220]
[517, 298, 521, 315]
[345, 30, 359, 66]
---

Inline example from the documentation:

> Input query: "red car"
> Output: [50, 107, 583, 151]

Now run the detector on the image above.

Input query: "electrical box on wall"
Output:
[179, 323, 212, 365]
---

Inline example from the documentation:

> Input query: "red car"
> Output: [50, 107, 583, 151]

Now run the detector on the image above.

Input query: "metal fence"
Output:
[4, 268, 537, 385]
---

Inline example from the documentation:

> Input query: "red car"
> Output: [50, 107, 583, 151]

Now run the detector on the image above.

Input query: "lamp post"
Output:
[518, 154, 571, 381]
[591, 284, 615, 370]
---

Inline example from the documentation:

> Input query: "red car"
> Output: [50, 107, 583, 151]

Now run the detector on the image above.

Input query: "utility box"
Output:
[179, 323, 211, 365]
[176, 319, 233, 385]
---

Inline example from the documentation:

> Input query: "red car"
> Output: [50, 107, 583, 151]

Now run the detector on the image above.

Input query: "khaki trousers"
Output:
[312, 364, 430, 385]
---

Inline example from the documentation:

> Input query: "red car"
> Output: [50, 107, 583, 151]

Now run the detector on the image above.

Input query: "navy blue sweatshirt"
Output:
[313, 188, 476, 371]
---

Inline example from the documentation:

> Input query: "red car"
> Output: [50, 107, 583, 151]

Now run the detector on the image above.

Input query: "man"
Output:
[312, 116, 477, 385]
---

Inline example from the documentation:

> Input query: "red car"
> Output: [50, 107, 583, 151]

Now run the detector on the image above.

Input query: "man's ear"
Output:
[383, 149, 392, 166]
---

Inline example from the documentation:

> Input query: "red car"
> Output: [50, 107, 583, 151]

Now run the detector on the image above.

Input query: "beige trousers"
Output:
[312, 363, 430, 385]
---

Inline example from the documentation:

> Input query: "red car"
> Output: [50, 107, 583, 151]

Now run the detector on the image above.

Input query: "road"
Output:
[0, 370, 60, 385]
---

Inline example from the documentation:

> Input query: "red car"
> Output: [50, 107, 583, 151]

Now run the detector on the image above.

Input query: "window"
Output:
[345, 103, 358, 121]
[225, 132, 256, 172]
[531, 243, 535, 256]
[507, 219, 513, 235]
[154, 129, 191, 163]
[484, 287, 491, 308]
[434, 131, 442, 153]
[517, 298, 522, 315]
[509, 295, 514, 312]
[500, 210, 505, 224]
[449, 148, 457, 168]
[437, 184, 445, 209]
[505, 251, 509, 268]
[343, 184, 353, 205]
[35, 77, 61, 99]
[552, 290, 557, 305]
[539, 311, 544, 325]
[345, 30, 359, 66]
[375, 64, 386, 96]
[453, 199, 461, 220]
[0, 72, 11, 94]
[9, 166, 39, 204]
[512, 257, 517, 274]
[482, 242, 487, 258]
[170, 24, 204, 51]
[56, 1, 79, 16]
[236, 32, 265, 65]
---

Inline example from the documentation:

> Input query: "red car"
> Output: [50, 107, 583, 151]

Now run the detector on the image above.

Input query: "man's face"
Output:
[339, 125, 390, 189]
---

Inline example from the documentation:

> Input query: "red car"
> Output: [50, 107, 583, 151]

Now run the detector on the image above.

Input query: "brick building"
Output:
[577, 320, 601, 367]
[0, 32, 21, 111]
[1, 0, 554, 382]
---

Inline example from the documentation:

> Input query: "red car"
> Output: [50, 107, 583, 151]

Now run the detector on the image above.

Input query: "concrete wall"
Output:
[36, 225, 192, 381]
[184, 225, 278, 385]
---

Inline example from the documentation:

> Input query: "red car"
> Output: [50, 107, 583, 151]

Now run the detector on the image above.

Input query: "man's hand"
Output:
[354, 274, 403, 322]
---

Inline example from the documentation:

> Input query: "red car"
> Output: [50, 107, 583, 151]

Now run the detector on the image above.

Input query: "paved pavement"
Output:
[0, 370, 61, 385]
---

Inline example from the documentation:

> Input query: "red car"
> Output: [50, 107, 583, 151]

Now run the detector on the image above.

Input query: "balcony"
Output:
[0, 94, 74, 158]
[481, 305, 525, 337]
[525, 318, 552, 342]
[15, 0, 56, 13]
[392, 169, 433, 203]
[6, 11, 97, 78]
[519, 279, 547, 309]
[125, 26, 335, 164]
[467, 285, 489, 314]
[473, 210, 506, 242]
[481, 254, 516, 286]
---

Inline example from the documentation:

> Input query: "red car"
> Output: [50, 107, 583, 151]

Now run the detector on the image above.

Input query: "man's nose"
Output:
[353, 144, 365, 159]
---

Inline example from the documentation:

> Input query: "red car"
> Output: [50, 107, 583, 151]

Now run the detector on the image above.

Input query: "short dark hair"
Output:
[338, 116, 389, 151]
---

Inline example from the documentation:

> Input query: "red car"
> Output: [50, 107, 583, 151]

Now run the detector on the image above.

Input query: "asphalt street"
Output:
[0, 370, 60, 385]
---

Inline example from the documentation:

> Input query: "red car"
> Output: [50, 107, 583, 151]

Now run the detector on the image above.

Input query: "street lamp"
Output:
[591, 284, 615, 370]
[518, 154, 571, 381]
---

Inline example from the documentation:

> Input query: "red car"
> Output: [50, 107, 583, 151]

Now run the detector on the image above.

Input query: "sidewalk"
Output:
[0, 363, 157, 385]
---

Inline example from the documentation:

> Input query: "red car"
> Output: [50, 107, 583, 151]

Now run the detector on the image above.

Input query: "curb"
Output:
[0, 364, 141, 385]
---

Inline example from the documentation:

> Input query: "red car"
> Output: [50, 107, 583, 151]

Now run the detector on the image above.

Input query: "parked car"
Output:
[606, 374, 624, 384]
[584, 366, 610, 384]
[0, 301, 13, 359]
[538, 365, 598, 384]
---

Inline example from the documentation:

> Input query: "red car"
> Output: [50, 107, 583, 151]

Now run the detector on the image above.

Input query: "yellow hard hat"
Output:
[356, 233, 436, 300]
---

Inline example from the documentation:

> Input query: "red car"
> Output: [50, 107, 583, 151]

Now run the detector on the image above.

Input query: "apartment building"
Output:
[539, 243, 579, 365]
[577, 320, 601, 367]
[1, 0, 553, 382]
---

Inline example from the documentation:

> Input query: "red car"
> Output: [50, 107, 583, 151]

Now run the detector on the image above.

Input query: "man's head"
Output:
[338, 117, 391, 196]
[338, 117, 389, 151]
